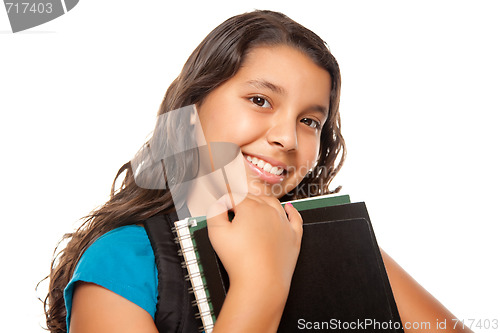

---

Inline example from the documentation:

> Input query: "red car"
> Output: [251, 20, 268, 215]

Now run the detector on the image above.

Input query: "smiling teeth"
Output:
[246, 155, 284, 176]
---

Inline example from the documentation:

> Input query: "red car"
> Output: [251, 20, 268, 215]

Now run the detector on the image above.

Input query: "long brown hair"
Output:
[41, 10, 345, 332]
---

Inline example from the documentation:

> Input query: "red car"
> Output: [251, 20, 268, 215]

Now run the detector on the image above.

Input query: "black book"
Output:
[173, 196, 404, 332]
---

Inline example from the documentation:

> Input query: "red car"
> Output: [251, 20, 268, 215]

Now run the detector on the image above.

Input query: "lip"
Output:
[242, 153, 288, 185]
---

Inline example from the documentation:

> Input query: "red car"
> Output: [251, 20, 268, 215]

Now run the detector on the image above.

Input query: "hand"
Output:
[207, 194, 303, 332]
[207, 194, 303, 296]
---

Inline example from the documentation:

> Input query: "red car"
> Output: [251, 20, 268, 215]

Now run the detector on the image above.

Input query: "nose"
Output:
[266, 113, 298, 152]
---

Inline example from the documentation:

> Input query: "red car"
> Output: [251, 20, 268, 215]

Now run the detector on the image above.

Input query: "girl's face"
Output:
[197, 45, 331, 198]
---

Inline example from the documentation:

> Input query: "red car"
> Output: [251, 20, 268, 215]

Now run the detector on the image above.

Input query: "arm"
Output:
[66, 225, 160, 333]
[70, 282, 158, 333]
[381, 249, 473, 333]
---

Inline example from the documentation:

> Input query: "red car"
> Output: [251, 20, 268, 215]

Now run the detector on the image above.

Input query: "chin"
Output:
[245, 180, 288, 199]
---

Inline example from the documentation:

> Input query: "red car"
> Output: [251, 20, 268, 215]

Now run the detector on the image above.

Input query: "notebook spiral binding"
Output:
[172, 217, 215, 333]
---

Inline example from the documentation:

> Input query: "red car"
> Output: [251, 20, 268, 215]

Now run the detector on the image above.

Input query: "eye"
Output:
[249, 96, 271, 108]
[300, 118, 321, 129]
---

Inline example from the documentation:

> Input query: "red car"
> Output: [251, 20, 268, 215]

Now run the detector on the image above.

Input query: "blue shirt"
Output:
[64, 225, 158, 329]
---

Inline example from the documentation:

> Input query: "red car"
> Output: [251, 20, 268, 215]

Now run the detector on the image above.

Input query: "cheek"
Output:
[200, 104, 263, 145]
[218, 113, 264, 145]
[297, 138, 321, 173]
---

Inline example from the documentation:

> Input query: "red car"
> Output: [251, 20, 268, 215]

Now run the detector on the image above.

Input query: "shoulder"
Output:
[74, 225, 156, 280]
[64, 225, 158, 326]
[82, 224, 154, 260]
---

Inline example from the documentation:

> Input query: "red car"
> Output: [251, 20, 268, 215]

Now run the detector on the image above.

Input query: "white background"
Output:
[1, 1, 499, 332]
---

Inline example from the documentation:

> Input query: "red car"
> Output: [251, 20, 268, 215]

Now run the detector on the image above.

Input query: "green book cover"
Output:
[188, 193, 351, 233]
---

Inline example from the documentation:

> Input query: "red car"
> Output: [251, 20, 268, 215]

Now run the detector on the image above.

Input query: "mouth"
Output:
[242, 153, 288, 184]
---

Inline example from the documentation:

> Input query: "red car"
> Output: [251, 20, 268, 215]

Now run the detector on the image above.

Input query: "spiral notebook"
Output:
[173, 194, 404, 333]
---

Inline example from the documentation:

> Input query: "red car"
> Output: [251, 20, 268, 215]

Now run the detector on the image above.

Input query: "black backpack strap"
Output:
[143, 210, 202, 333]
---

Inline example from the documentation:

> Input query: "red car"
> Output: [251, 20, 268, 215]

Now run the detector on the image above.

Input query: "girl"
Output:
[43, 10, 471, 333]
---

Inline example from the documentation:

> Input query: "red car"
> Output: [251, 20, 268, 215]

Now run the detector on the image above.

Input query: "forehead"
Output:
[233, 45, 332, 109]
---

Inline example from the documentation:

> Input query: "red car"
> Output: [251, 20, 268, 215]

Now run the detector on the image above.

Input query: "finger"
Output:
[284, 202, 303, 234]
[239, 192, 266, 205]
[230, 193, 266, 216]
[227, 191, 250, 209]
[254, 195, 283, 213]
[206, 195, 231, 226]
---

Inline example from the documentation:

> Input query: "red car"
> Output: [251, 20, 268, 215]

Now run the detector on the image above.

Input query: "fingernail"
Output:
[286, 202, 293, 208]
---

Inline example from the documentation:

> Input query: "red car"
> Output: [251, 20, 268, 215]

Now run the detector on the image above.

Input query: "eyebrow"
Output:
[311, 104, 329, 119]
[246, 79, 286, 95]
[246, 79, 329, 118]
